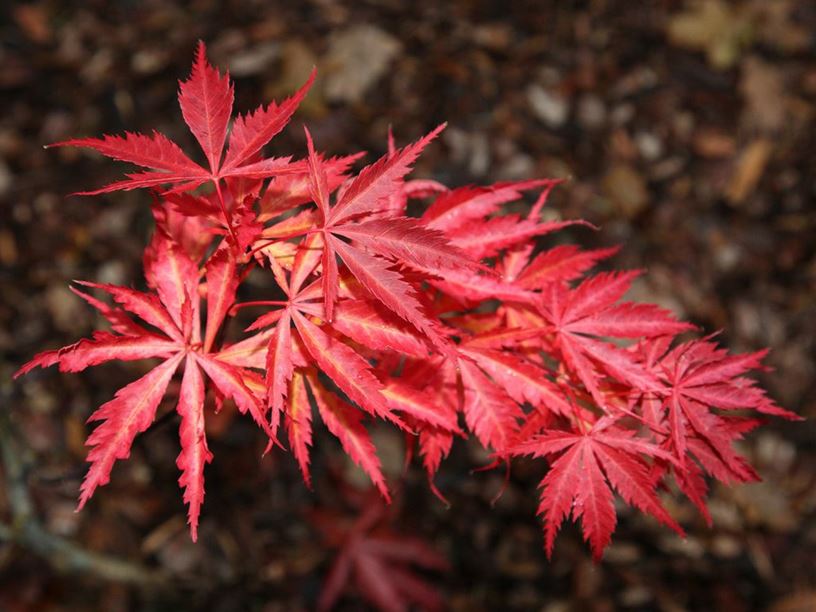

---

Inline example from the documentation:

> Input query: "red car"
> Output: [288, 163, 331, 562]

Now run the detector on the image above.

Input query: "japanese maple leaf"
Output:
[387, 357, 460, 495]
[511, 420, 683, 560]
[434, 179, 585, 262]
[459, 333, 575, 421]
[538, 271, 694, 405]
[628, 338, 800, 517]
[49, 41, 311, 195]
[380, 128, 448, 216]
[416, 179, 575, 305]
[286, 367, 401, 500]
[389, 346, 523, 458]
[258, 153, 364, 222]
[510, 244, 621, 289]
[244, 244, 409, 444]
[241, 241, 462, 494]
[421, 179, 556, 233]
[15, 235, 270, 540]
[302, 126, 477, 356]
[313, 498, 448, 612]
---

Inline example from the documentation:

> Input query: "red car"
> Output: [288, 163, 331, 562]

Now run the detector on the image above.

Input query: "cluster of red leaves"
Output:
[17, 43, 798, 560]
[312, 489, 448, 612]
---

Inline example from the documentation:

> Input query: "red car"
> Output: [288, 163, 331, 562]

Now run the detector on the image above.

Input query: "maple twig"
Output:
[214, 179, 239, 245]
[0, 410, 166, 588]
[230, 300, 288, 313]
[247, 231, 319, 258]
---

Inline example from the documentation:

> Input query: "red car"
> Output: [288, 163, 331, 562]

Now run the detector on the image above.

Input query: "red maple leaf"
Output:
[49, 42, 311, 248]
[511, 419, 684, 560]
[313, 495, 448, 612]
[635, 338, 801, 520]
[15, 234, 270, 540]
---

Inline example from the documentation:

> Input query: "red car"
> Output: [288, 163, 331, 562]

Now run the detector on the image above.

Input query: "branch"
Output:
[0, 409, 167, 588]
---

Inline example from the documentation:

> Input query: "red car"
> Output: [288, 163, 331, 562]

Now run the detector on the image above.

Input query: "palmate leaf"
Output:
[49, 41, 312, 195]
[458, 358, 523, 454]
[302, 125, 475, 340]
[511, 426, 683, 560]
[638, 338, 800, 514]
[538, 271, 693, 403]
[314, 498, 448, 612]
[15, 234, 270, 541]
[178, 41, 234, 172]
[460, 346, 573, 418]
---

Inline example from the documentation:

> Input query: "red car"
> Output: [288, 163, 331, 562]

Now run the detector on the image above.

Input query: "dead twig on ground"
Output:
[0, 408, 168, 588]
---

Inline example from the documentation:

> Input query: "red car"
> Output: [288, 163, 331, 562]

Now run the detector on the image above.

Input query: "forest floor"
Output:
[1, 1, 815, 610]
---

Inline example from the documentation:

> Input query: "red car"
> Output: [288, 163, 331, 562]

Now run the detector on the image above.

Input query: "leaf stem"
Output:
[229, 300, 288, 315]
[214, 179, 239, 245]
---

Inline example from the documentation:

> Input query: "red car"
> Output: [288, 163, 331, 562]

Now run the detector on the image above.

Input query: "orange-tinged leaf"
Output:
[79, 353, 184, 509]
[222, 69, 315, 172]
[286, 370, 314, 485]
[204, 248, 238, 352]
[292, 309, 402, 428]
[178, 41, 234, 172]
[176, 355, 212, 541]
[330, 236, 452, 356]
[308, 373, 390, 501]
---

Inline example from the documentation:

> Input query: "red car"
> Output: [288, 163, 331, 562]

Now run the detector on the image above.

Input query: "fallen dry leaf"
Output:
[726, 139, 772, 204]
[667, 0, 753, 70]
[740, 56, 788, 133]
[693, 128, 736, 159]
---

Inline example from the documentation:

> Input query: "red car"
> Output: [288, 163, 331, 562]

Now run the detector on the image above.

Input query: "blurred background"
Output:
[1, 1, 815, 610]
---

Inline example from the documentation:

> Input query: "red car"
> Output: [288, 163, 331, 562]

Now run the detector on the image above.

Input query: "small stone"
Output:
[131, 48, 168, 74]
[635, 131, 664, 161]
[323, 25, 401, 104]
[97, 260, 127, 286]
[693, 128, 736, 158]
[0, 159, 12, 198]
[576, 94, 606, 130]
[229, 42, 280, 77]
[0, 228, 17, 265]
[610, 103, 634, 126]
[527, 85, 569, 128]
[726, 139, 773, 204]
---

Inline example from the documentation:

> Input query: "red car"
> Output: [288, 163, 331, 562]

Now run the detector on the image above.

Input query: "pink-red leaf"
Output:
[459, 359, 522, 453]
[328, 125, 445, 225]
[175, 355, 212, 541]
[309, 375, 390, 501]
[78, 353, 184, 509]
[292, 309, 402, 428]
[222, 69, 315, 172]
[286, 370, 315, 485]
[178, 41, 234, 172]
